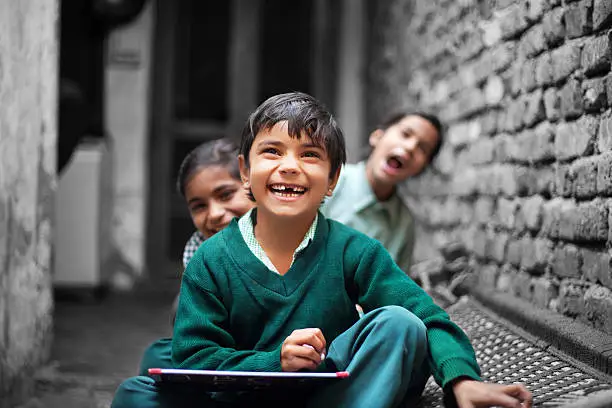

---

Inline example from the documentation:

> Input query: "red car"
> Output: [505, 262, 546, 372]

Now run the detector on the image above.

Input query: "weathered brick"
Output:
[514, 270, 534, 301]
[452, 168, 479, 196]
[555, 115, 599, 161]
[535, 167, 555, 196]
[511, 122, 556, 163]
[485, 76, 505, 107]
[558, 280, 588, 317]
[542, 197, 571, 237]
[572, 156, 599, 199]
[506, 238, 523, 267]
[593, 0, 612, 31]
[472, 228, 488, 258]
[552, 244, 583, 278]
[521, 59, 538, 93]
[487, 231, 510, 263]
[582, 248, 612, 288]
[584, 285, 612, 334]
[480, 110, 499, 135]
[551, 42, 582, 83]
[514, 167, 541, 196]
[478, 264, 499, 289]
[504, 97, 527, 131]
[481, 19, 503, 47]
[474, 197, 495, 224]
[564, 0, 593, 39]
[524, 89, 546, 127]
[558, 200, 579, 240]
[519, 195, 545, 231]
[532, 277, 559, 309]
[581, 34, 611, 77]
[496, 264, 517, 293]
[490, 42, 517, 73]
[543, 87, 561, 120]
[519, 24, 546, 59]
[582, 76, 608, 112]
[554, 163, 574, 197]
[608, 74, 612, 107]
[597, 152, 612, 194]
[574, 199, 609, 241]
[598, 112, 612, 152]
[496, 197, 518, 228]
[499, 165, 523, 196]
[500, 4, 531, 39]
[526, 0, 551, 22]
[447, 120, 481, 147]
[521, 236, 553, 272]
[535, 52, 554, 87]
[560, 78, 584, 119]
[542, 7, 566, 46]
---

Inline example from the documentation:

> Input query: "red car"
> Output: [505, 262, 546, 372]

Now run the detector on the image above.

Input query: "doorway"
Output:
[147, 0, 340, 277]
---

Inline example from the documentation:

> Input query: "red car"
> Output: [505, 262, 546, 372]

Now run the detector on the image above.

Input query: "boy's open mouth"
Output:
[268, 183, 308, 197]
[386, 155, 405, 169]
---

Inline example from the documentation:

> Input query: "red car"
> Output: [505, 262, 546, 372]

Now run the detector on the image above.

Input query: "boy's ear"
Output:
[369, 129, 384, 148]
[238, 155, 250, 188]
[326, 167, 341, 197]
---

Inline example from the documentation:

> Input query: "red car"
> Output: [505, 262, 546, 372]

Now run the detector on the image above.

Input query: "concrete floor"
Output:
[17, 282, 177, 408]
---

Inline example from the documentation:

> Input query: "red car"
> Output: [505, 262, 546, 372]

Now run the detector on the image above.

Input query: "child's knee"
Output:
[373, 306, 427, 338]
[112, 376, 156, 408]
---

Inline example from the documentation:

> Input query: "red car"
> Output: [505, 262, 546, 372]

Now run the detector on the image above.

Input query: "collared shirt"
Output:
[320, 161, 415, 272]
[238, 208, 318, 274]
[182, 231, 206, 268]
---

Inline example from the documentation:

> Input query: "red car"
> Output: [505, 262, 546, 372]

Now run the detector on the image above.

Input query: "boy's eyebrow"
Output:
[256, 139, 283, 147]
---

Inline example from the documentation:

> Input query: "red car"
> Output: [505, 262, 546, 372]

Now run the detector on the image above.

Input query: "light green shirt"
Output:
[320, 161, 415, 272]
[238, 208, 318, 274]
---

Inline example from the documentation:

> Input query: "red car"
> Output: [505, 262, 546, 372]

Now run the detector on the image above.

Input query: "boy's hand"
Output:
[281, 328, 327, 372]
[452, 378, 532, 408]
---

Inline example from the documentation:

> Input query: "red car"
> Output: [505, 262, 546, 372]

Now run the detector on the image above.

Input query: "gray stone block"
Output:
[555, 116, 598, 161]
[564, 0, 593, 39]
[560, 78, 584, 119]
[542, 7, 566, 46]
[572, 156, 599, 199]
[593, 0, 612, 31]
[582, 77, 608, 113]
[551, 42, 582, 83]
[581, 34, 612, 77]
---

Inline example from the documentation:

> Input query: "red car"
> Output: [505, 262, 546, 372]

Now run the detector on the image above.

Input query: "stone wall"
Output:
[367, 0, 612, 333]
[0, 1, 58, 405]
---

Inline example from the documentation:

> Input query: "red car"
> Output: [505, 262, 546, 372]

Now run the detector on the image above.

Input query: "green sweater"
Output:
[172, 214, 481, 389]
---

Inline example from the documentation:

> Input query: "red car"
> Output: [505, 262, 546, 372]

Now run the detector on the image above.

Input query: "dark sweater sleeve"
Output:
[171, 262, 282, 372]
[352, 239, 481, 389]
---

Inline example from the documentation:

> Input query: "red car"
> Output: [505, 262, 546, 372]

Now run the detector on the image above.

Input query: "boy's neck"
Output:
[365, 160, 395, 201]
[253, 209, 317, 274]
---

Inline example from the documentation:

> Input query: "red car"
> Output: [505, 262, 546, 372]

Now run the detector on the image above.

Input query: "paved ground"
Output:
[16, 281, 178, 408]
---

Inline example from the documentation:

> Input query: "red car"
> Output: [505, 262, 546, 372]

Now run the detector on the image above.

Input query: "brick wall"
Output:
[0, 1, 58, 405]
[366, 0, 612, 334]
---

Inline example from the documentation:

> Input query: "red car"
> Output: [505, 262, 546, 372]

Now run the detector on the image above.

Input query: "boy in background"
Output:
[321, 112, 442, 273]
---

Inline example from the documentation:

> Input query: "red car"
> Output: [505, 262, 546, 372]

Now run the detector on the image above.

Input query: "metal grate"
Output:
[417, 299, 612, 407]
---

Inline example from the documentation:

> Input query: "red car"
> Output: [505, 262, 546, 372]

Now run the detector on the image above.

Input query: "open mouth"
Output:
[386, 155, 405, 170]
[268, 183, 308, 197]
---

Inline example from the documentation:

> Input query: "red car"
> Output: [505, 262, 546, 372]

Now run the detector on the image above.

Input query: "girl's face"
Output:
[184, 165, 254, 238]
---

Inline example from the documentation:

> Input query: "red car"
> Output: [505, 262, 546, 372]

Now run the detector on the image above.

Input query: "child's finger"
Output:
[302, 344, 326, 360]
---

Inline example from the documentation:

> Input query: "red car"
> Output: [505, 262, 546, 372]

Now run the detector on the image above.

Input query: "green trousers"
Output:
[112, 306, 430, 408]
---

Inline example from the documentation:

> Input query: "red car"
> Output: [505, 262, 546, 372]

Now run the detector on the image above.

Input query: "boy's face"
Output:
[239, 121, 339, 220]
[185, 165, 254, 238]
[368, 115, 440, 185]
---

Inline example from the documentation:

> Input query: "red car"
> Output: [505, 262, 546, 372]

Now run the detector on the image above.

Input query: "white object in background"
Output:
[54, 138, 113, 288]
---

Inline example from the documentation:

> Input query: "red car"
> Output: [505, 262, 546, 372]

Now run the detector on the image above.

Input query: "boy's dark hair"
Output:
[380, 111, 444, 161]
[239, 92, 347, 201]
[176, 138, 240, 197]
